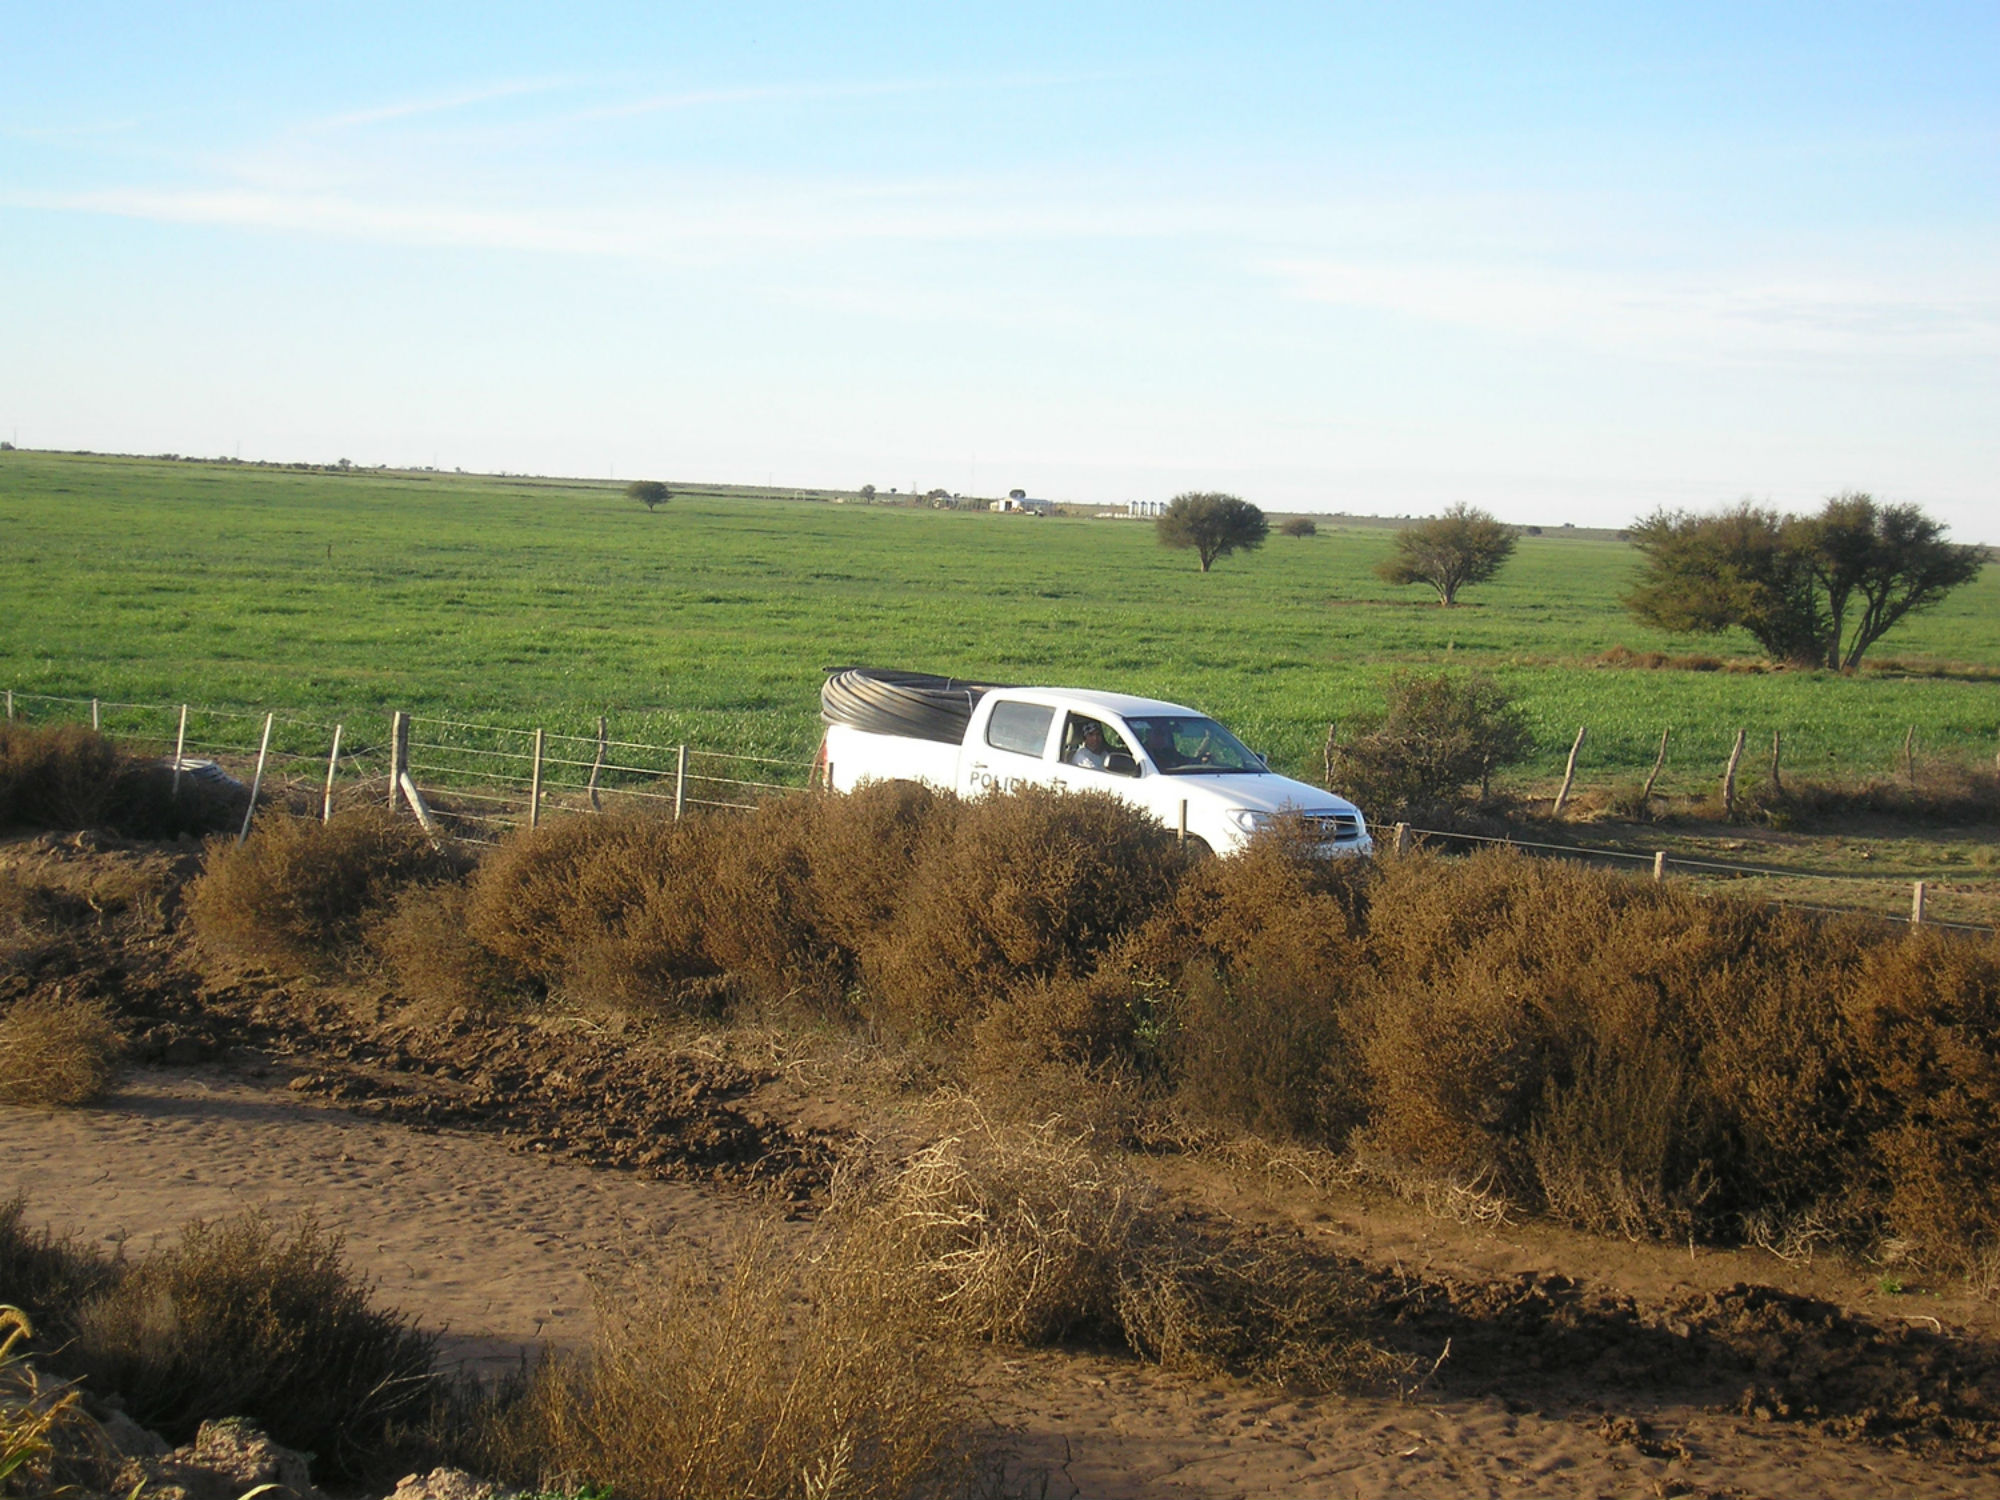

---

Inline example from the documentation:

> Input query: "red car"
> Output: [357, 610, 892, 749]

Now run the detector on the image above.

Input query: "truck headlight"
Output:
[1228, 809, 1273, 832]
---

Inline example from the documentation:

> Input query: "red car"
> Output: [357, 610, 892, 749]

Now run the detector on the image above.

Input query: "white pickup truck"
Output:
[819, 669, 1371, 857]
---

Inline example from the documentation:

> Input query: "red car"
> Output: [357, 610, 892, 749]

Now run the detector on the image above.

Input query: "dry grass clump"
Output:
[1761, 764, 2000, 827]
[0, 723, 240, 838]
[469, 1234, 971, 1500]
[187, 809, 457, 977]
[848, 1116, 1155, 1345]
[0, 1200, 118, 1344]
[69, 1212, 437, 1481]
[838, 1114, 1395, 1390]
[0, 995, 124, 1107]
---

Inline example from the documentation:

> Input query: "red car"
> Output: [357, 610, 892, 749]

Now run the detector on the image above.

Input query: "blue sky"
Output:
[5, 3, 1996, 539]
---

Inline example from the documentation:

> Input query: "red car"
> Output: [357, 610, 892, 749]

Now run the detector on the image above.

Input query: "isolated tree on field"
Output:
[1625, 493, 1984, 671]
[1375, 504, 1517, 606]
[1327, 671, 1534, 817]
[858, 484, 876, 501]
[1156, 492, 1269, 572]
[627, 480, 672, 512]
[1280, 517, 1318, 538]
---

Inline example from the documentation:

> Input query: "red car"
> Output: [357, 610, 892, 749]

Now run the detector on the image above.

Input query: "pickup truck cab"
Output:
[820, 670, 1370, 857]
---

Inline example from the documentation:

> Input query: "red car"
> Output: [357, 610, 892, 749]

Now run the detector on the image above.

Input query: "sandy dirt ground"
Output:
[8, 1065, 1996, 1500]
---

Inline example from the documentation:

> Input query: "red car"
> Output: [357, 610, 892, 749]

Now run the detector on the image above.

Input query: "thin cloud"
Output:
[308, 78, 582, 132]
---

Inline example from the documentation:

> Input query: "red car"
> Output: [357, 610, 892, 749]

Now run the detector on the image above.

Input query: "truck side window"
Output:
[985, 701, 1056, 758]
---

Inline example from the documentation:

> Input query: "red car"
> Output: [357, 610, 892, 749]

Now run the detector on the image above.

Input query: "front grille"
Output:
[1306, 812, 1363, 842]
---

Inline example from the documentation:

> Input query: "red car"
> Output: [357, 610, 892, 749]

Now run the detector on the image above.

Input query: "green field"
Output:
[4, 450, 1996, 794]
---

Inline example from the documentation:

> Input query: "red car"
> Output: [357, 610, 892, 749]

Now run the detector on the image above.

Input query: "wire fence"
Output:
[1, 688, 812, 843]
[6, 685, 1992, 933]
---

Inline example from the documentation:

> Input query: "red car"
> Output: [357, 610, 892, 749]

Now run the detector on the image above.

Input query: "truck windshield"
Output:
[1124, 716, 1264, 775]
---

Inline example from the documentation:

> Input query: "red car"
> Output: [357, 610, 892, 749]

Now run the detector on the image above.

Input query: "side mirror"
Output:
[1105, 752, 1138, 778]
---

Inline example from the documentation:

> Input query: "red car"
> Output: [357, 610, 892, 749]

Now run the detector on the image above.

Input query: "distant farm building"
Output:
[996, 496, 1055, 515]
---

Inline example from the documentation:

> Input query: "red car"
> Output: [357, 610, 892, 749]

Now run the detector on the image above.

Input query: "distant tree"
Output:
[1375, 504, 1517, 606]
[626, 480, 672, 511]
[1280, 517, 1318, 538]
[1156, 492, 1269, 572]
[858, 484, 876, 501]
[1626, 493, 1985, 671]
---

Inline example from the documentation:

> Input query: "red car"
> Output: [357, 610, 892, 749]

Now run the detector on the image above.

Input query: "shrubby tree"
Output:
[627, 480, 672, 511]
[1327, 672, 1534, 818]
[1375, 504, 1517, 606]
[1625, 493, 1984, 671]
[1156, 492, 1269, 572]
[1280, 517, 1318, 538]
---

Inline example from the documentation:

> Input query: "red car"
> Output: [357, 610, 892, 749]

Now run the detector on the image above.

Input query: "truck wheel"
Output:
[1180, 835, 1214, 863]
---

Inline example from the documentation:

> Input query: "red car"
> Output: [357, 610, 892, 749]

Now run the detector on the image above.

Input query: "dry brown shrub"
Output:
[697, 794, 849, 1011]
[1169, 966, 1361, 1146]
[0, 723, 241, 838]
[864, 787, 1189, 1035]
[1842, 930, 2000, 1273]
[187, 809, 455, 977]
[804, 781, 960, 958]
[466, 811, 722, 1011]
[0, 995, 124, 1107]
[469, 1233, 971, 1500]
[370, 883, 534, 1021]
[0, 1199, 119, 1341]
[69, 1212, 436, 1482]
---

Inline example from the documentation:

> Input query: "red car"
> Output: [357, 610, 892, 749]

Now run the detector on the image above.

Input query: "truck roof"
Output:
[985, 686, 1201, 719]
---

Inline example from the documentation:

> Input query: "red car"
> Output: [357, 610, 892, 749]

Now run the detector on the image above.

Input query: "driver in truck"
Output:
[1070, 720, 1111, 769]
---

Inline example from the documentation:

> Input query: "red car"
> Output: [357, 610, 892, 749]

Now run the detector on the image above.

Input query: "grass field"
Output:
[4, 450, 1996, 793]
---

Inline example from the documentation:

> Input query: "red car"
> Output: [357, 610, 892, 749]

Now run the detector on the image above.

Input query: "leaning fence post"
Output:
[1653, 851, 1666, 882]
[529, 728, 545, 829]
[674, 744, 688, 821]
[389, 711, 410, 808]
[398, 771, 444, 850]
[237, 712, 274, 845]
[1722, 728, 1747, 815]
[588, 715, 608, 811]
[322, 724, 343, 823]
[1912, 880, 1927, 925]
[1638, 726, 1670, 805]
[1552, 726, 1586, 816]
[171, 704, 189, 800]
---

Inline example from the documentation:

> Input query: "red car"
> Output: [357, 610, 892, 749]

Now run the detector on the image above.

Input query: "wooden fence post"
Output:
[1393, 822, 1410, 855]
[1722, 728, 1747, 815]
[171, 704, 189, 800]
[389, 711, 409, 808]
[1911, 880, 1927, 925]
[237, 712, 274, 845]
[1177, 800, 1188, 842]
[1769, 730, 1783, 798]
[322, 724, 343, 823]
[1903, 726, 1917, 788]
[529, 727, 544, 829]
[91, 698, 100, 731]
[1653, 851, 1667, 882]
[1552, 726, 1587, 816]
[398, 772, 443, 849]
[1639, 727, 1670, 804]
[1322, 723, 1338, 789]
[674, 744, 688, 821]
[4, 689, 11, 720]
[588, 716, 608, 811]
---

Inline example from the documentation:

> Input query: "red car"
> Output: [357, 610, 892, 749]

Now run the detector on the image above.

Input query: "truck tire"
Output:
[820, 668, 1015, 745]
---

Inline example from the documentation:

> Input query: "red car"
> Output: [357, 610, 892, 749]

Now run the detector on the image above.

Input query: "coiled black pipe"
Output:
[819, 667, 1015, 744]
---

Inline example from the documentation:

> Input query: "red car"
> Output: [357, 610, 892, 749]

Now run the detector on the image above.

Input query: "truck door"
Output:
[964, 699, 1057, 796]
